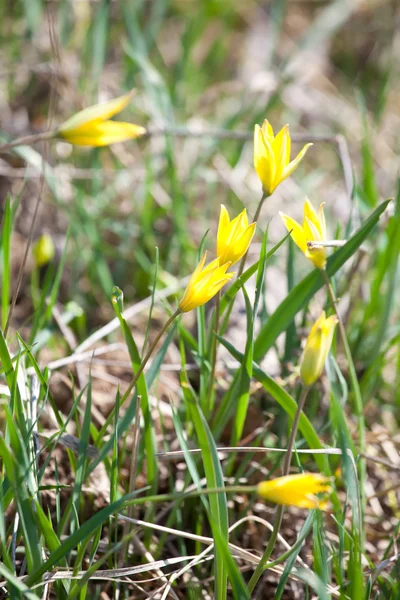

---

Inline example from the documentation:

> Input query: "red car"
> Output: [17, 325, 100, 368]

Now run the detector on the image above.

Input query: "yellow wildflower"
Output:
[280, 199, 327, 269]
[257, 473, 331, 510]
[32, 233, 55, 267]
[300, 311, 338, 386]
[216, 205, 256, 266]
[179, 253, 234, 313]
[254, 120, 312, 195]
[57, 91, 146, 147]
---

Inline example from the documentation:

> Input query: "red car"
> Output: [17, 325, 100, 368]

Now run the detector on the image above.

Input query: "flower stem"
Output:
[220, 192, 268, 336]
[247, 385, 310, 594]
[0, 130, 56, 153]
[237, 192, 268, 278]
[208, 291, 221, 410]
[322, 270, 366, 504]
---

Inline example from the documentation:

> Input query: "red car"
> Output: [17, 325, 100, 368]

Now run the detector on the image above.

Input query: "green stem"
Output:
[220, 192, 269, 335]
[208, 291, 220, 411]
[322, 270, 366, 510]
[0, 130, 56, 153]
[247, 385, 310, 594]
[236, 192, 268, 278]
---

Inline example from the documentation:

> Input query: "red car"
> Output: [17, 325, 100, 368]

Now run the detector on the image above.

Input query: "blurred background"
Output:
[1, 0, 398, 316]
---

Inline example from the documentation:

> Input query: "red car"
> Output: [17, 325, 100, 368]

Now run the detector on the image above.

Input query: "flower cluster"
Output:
[179, 205, 256, 312]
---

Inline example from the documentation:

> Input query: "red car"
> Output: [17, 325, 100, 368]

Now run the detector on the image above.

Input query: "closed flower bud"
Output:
[300, 311, 338, 386]
[33, 233, 55, 268]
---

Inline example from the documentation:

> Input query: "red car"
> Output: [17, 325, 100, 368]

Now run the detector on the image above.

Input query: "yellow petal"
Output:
[254, 125, 276, 193]
[272, 125, 290, 188]
[318, 203, 327, 240]
[261, 119, 274, 141]
[58, 121, 146, 146]
[303, 199, 323, 238]
[281, 143, 312, 181]
[58, 90, 136, 132]
[279, 212, 307, 254]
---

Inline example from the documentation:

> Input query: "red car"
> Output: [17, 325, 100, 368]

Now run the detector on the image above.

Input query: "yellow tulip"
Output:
[216, 205, 256, 266]
[179, 252, 234, 313]
[300, 311, 338, 386]
[32, 233, 55, 267]
[57, 91, 146, 146]
[257, 473, 331, 510]
[254, 120, 312, 195]
[280, 199, 327, 269]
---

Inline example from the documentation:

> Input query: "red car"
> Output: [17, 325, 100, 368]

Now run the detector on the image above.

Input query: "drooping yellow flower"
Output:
[216, 205, 256, 266]
[32, 233, 55, 267]
[300, 311, 338, 386]
[280, 199, 327, 269]
[57, 91, 146, 146]
[179, 253, 234, 313]
[254, 120, 312, 195]
[257, 473, 331, 510]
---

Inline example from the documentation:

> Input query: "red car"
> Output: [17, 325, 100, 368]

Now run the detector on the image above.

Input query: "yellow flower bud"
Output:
[300, 311, 338, 386]
[216, 205, 256, 266]
[280, 199, 327, 270]
[32, 233, 55, 267]
[179, 252, 234, 313]
[254, 120, 312, 195]
[57, 91, 146, 147]
[257, 473, 331, 510]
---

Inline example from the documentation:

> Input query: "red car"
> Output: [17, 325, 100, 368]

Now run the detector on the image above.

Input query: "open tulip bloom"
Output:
[280, 199, 327, 269]
[57, 91, 146, 147]
[300, 311, 338, 386]
[216, 205, 256, 266]
[254, 120, 312, 195]
[179, 252, 234, 313]
[257, 473, 331, 510]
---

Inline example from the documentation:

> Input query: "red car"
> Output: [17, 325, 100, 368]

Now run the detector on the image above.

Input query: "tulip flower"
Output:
[179, 253, 234, 313]
[216, 205, 256, 266]
[257, 473, 331, 510]
[300, 311, 338, 386]
[57, 91, 146, 146]
[254, 120, 312, 195]
[280, 199, 327, 269]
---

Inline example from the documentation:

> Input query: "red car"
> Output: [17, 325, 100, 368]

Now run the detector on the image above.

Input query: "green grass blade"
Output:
[1, 195, 12, 330]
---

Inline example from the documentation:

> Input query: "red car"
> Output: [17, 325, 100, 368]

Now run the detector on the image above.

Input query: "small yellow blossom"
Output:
[257, 473, 331, 510]
[33, 233, 55, 267]
[254, 120, 312, 195]
[179, 252, 234, 313]
[280, 199, 327, 269]
[300, 311, 338, 386]
[57, 91, 146, 147]
[216, 205, 256, 266]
